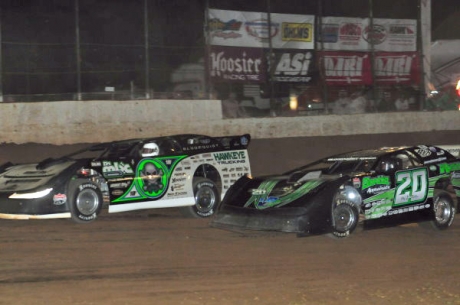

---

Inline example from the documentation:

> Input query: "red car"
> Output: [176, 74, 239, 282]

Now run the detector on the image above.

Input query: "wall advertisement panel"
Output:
[270, 49, 315, 83]
[319, 51, 420, 85]
[318, 17, 417, 52]
[208, 8, 315, 49]
[208, 46, 266, 82]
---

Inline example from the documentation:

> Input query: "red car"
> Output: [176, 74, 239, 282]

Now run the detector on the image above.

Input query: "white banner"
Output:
[208, 8, 315, 49]
[318, 17, 417, 52]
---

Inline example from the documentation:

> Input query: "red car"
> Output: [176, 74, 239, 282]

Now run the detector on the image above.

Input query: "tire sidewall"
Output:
[331, 200, 359, 238]
[69, 181, 103, 223]
[192, 179, 220, 218]
[432, 194, 456, 230]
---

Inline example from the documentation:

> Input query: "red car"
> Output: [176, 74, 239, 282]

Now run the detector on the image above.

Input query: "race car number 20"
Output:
[394, 168, 428, 206]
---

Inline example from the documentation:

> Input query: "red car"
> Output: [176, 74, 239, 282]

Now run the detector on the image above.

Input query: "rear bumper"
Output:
[211, 204, 311, 234]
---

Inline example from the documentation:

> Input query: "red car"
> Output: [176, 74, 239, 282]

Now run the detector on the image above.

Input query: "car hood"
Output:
[0, 161, 75, 193]
[223, 170, 341, 210]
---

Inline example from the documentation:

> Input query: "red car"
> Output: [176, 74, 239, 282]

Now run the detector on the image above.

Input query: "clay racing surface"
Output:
[1, 131, 460, 305]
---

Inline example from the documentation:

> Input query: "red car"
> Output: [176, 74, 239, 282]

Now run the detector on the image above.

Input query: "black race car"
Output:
[211, 145, 460, 238]
[0, 134, 251, 223]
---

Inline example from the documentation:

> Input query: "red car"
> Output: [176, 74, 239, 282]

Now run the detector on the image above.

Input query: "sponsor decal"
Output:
[327, 156, 376, 161]
[366, 185, 390, 195]
[166, 191, 188, 197]
[352, 177, 361, 188]
[321, 51, 372, 85]
[112, 190, 124, 196]
[320, 23, 339, 43]
[245, 179, 324, 209]
[324, 54, 364, 77]
[171, 184, 185, 191]
[209, 18, 243, 31]
[209, 18, 243, 39]
[339, 23, 362, 42]
[91, 161, 101, 167]
[374, 53, 415, 82]
[245, 19, 279, 41]
[272, 51, 313, 82]
[110, 182, 130, 188]
[172, 177, 187, 183]
[424, 157, 447, 165]
[438, 162, 460, 175]
[213, 151, 246, 165]
[387, 204, 429, 216]
[389, 25, 415, 35]
[78, 214, 96, 221]
[281, 22, 312, 42]
[53, 193, 67, 205]
[182, 144, 219, 151]
[79, 183, 97, 191]
[362, 176, 390, 190]
[240, 136, 249, 146]
[209, 46, 265, 82]
[415, 145, 434, 157]
[363, 24, 387, 44]
[102, 161, 134, 178]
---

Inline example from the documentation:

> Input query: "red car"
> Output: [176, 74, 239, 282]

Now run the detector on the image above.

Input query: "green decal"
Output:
[438, 162, 460, 175]
[363, 189, 395, 219]
[394, 168, 428, 206]
[213, 151, 246, 161]
[362, 176, 390, 190]
[245, 179, 324, 210]
[113, 155, 187, 202]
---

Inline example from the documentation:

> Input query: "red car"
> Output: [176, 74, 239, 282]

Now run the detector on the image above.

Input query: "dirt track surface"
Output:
[1, 131, 460, 305]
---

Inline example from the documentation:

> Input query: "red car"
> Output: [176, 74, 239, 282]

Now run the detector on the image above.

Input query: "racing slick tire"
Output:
[68, 180, 103, 223]
[330, 199, 360, 238]
[180, 178, 220, 218]
[420, 192, 456, 231]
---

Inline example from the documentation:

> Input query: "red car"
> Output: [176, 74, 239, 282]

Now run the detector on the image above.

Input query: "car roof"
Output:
[325, 146, 409, 161]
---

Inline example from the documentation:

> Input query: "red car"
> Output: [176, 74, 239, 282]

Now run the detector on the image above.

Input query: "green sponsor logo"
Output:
[213, 151, 246, 161]
[362, 176, 390, 190]
[438, 162, 460, 174]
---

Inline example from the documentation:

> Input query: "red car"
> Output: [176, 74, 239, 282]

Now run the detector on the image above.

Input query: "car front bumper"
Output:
[211, 204, 311, 234]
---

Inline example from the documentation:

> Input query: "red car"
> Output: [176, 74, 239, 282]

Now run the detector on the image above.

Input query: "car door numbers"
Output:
[394, 168, 428, 206]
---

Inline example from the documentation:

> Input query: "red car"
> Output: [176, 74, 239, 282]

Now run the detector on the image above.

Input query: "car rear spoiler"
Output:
[437, 145, 460, 157]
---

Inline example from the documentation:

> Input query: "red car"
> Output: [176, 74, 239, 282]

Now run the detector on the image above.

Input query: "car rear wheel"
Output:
[422, 192, 456, 230]
[69, 181, 103, 223]
[330, 199, 359, 238]
[181, 178, 220, 218]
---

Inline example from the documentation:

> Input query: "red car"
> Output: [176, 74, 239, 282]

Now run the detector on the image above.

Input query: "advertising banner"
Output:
[270, 49, 315, 83]
[318, 17, 417, 52]
[208, 46, 266, 83]
[208, 8, 315, 49]
[319, 51, 420, 85]
[374, 52, 420, 85]
[319, 51, 372, 85]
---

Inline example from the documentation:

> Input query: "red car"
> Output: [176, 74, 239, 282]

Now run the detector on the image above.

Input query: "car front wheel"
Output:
[68, 181, 103, 223]
[330, 199, 359, 238]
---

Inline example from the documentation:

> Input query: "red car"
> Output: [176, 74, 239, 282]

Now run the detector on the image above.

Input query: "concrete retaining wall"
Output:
[0, 99, 458, 145]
